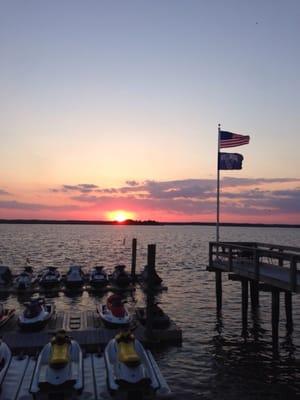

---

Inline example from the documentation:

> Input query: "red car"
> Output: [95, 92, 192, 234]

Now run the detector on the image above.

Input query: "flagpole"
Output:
[216, 123, 221, 243]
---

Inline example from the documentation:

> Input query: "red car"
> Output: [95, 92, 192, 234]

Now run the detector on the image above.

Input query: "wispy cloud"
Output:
[0, 189, 10, 196]
[1, 177, 299, 221]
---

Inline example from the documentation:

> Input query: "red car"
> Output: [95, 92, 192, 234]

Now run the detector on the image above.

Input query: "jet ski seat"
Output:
[49, 330, 70, 369]
[116, 331, 140, 367]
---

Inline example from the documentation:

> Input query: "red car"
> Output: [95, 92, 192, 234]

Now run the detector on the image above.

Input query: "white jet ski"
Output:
[18, 297, 55, 331]
[97, 294, 131, 327]
[0, 340, 12, 388]
[30, 330, 83, 396]
[104, 331, 171, 398]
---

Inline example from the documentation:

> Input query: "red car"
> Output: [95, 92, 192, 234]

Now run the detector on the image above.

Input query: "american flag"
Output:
[219, 130, 250, 148]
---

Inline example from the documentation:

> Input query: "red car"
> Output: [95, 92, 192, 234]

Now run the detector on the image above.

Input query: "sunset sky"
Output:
[0, 1, 299, 223]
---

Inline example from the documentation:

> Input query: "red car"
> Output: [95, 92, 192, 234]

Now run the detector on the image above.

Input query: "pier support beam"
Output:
[131, 238, 137, 278]
[241, 278, 248, 337]
[215, 271, 222, 312]
[250, 280, 259, 310]
[285, 291, 293, 334]
[272, 288, 280, 349]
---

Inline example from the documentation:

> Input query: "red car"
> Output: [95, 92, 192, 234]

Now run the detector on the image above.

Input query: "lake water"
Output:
[0, 224, 299, 399]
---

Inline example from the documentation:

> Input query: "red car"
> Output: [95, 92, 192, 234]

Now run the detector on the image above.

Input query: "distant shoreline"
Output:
[0, 219, 299, 228]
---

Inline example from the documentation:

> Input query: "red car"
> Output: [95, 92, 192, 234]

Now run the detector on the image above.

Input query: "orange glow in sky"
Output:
[106, 210, 135, 222]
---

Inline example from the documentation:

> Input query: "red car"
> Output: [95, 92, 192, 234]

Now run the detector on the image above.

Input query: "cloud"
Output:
[125, 180, 139, 187]
[4, 176, 295, 220]
[63, 177, 300, 218]
[0, 189, 10, 196]
[50, 184, 99, 193]
[0, 200, 80, 211]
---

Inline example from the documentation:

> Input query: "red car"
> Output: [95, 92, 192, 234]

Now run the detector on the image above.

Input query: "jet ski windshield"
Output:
[116, 332, 140, 367]
[49, 330, 71, 369]
[24, 301, 42, 318]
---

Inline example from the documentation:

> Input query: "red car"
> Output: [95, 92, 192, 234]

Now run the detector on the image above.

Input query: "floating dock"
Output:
[0, 311, 182, 355]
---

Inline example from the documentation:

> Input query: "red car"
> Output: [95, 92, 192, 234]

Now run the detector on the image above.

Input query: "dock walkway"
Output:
[209, 242, 300, 292]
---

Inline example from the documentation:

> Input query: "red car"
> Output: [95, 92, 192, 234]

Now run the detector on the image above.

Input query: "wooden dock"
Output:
[208, 242, 300, 347]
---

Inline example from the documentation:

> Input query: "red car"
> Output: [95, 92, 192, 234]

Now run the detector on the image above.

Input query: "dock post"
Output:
[272, 288, 280, 349]
[147, 244, 156, 272]
[285, 291, 293, 334]
[215, 271, 222, 312]
[250, 280, 259, 310]
[131, 238, 137, 278]
[241, 278, 248, 337]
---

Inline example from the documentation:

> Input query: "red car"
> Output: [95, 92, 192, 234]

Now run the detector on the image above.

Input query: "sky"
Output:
[0, 0, 299, 223]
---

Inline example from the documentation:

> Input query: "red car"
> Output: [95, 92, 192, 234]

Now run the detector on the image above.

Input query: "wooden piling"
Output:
[272, 288, 280, 349]
[131, 238, 137, 278]
[147, 244, 156, 272]
[215, 271, 222, 312]
[241, 278, 248, 337]
[284, 291, 293, 334]
[250, 280, 259, 310]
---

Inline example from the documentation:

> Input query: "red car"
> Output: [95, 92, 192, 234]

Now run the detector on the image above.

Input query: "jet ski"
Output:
[97, 294, 131, 327]
[14, 266, 37, 291]
[30, 330, 83, 397]
[64, 265, 85, 289]
[39, 266, 61, 288]
[111, 264, 132, 287]
[140, 265, 163, 287]
[136, 304, 170, 329]
[18, 297, 55, 331]
[0, 340, 12, 388]
[0, 266, 12, 287]
[104, 331, 171, 398]
[0, 303, 15, 328]
[89, 266, 108, 289]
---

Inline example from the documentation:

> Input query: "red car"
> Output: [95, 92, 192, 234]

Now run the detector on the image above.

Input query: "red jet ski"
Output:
[97, 294, 131, 327]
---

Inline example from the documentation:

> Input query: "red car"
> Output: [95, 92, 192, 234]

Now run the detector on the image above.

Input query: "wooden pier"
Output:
[208, 242, 300, 348]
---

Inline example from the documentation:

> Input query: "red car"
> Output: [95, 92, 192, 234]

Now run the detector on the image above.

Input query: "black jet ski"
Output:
[97, 294, 131, 327]
[14, 266, 37, 291]
[30, 330, 83, 396]
[0, 340, 12, 388]
[64, 266, 85, 289]
[39, 266, 61, 288]
[18, 297, 55, 331]
[140, 265, 163, 287]
[89, 266, 108, 289]
[111, 264, 132, 287]
[0, 266, 12, 287]
[136, 304, 170, 329]
[0, 303, 15, 328]
[104, 331, 171, 398]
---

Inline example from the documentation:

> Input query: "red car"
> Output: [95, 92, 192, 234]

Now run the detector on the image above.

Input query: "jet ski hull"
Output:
[0, 341, 12, 388]
[18, 304, 55, 331]
[104, 336, 171, 398]
[97, 304, 131, 327]
[30, 339, 83, 396]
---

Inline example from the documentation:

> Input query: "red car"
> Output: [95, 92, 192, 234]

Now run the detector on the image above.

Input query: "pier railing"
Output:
[209, 242, 300, 292]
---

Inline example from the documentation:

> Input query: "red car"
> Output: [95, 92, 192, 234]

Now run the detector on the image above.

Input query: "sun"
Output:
[107, 210, 135, 222]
